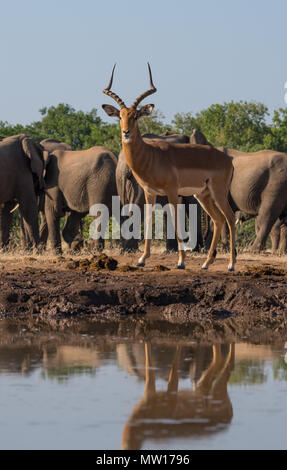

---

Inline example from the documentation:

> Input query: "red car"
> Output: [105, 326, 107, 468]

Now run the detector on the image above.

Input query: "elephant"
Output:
[235, 210, 287, 254]
[190, 129, 287, 252]
[40, 138, 73, 153]
[41, 143, 118, 254]
[116, 132, 204, 252]
[0, 138, 72, 250]
[270, 217, 287, 254]
[39, 139, 73, 247]
[0, 134, 46, 249]
[227, 209, 287, 254]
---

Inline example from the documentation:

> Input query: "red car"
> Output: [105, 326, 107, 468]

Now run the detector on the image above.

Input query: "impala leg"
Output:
[195, 344, 221, 394]
[167, 346, 181, 393]
[213, 343, 234, 397]
[166, 191, 186, 269]
[212, 195, 236, 271]
[144, 343, 156, 397]
[137, 191, 156, 267]
[197, 194, 225, 270]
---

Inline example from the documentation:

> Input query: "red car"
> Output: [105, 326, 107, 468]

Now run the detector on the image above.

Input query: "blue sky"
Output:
[1, 0, 286, 125]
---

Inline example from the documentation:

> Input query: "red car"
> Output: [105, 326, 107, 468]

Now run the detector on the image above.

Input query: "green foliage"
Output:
[41, 366, 97, 383]
[202, 101, 270, 151]
[172, 101, 272, 152]
[38, 104, 102, 149]
[235, 218, 256, 249]
[172, 111, 199, 135]
[139, 109, 171, 135]
[229, 360, 267, 386]
[28, 104, 103, 150]
[0, 104, 122, 154]
[1, 100, 285, 156]
[87, 122, 121, 155]
[273, 356, 287, 381]
[268, 107, 287, 153]
[82, 215, 94, 240]
[0, 121, 26, 137]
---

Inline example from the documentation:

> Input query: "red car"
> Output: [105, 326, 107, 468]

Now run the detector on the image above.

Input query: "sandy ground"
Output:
[0, 248, 286, 343]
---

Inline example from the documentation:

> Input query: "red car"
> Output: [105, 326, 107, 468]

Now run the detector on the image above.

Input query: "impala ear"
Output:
[136, 104, 154, 119]
[102, 104, 120, 117]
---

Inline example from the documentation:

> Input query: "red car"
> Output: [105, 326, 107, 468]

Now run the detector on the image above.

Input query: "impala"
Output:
[121, 343, 234, 450]
[102, 64, 236, 271]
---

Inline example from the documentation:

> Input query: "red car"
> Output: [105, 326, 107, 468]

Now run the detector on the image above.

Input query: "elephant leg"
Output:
[120, 214, 139, 252]
[19, 213, 30, 249]
[270, 219, 281, 253]
[121, 237, 139, 252]
[180, 196, 203, 253]
[220, 222, 229, 251]
[251, 204, 281, 252]
[165, 210, 178, 252]
[93, 238, 105, 252]
[279, 223, 287, 254]
[0, 202, 15, 249]
[18, 192, 39, 250]
[62, 211, 84, 252]
[44, 198, 62, 254]
[90, 217, 108, 253]
[39, 210, 49, 249]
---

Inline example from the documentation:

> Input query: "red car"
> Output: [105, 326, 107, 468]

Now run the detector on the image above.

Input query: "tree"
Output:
[88, 121, 121, 155]
[138, 109, 171, 135]
[0, 121, 26, 138]
[172, 101, 272, 151]
[172, 111, 199, 136]
[267, 107, 287, 153]
[0, 104, 123, 154]
[31, 104, 103, 149]
[201, 101, 271, 151]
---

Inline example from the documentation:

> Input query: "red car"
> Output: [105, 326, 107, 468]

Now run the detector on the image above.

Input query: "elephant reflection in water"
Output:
[121, 343, 234, 450]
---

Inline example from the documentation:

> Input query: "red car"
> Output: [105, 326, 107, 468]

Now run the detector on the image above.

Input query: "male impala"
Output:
[102, 64, 236, 271]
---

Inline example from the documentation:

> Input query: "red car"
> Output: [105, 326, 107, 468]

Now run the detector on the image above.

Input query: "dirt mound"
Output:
[67, 253, 118, 272]
[118, 265, 141, 272]
[242, 264, 286, 277]
[153, 265, 170, 272]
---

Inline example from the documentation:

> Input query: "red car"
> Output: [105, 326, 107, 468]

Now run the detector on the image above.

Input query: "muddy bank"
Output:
[0, 252, 287, 343]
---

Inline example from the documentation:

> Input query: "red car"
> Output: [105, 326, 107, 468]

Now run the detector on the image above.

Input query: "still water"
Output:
[0, 323, 286, 450]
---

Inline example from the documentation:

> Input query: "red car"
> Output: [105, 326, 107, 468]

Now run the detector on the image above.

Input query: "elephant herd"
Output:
[0, 130, 286, 255]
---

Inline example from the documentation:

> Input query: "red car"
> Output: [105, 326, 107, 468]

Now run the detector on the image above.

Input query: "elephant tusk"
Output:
[10, 203, 19, 213]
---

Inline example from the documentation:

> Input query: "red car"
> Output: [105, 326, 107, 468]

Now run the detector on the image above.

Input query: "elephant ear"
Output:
[22, 137, 45, 189]
[43, 150, 51, 166]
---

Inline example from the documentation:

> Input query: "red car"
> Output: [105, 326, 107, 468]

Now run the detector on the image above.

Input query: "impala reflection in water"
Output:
[0, 326, 286, 450]
[120, 343, 234, 450]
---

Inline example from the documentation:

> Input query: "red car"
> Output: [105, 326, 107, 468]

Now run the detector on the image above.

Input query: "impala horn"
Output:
[132, 63, 157, 109]
[103, 64, 126, 109]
